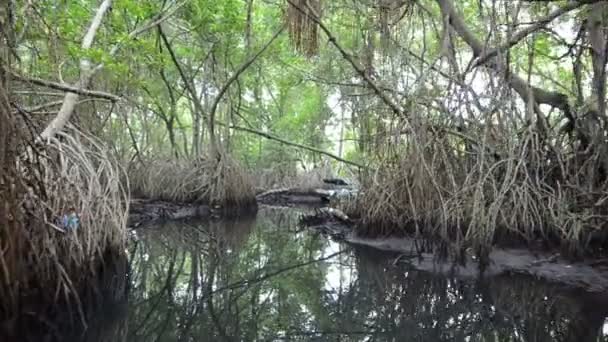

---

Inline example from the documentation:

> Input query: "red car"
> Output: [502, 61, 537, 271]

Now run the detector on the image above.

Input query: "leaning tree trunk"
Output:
[40, 0, 113, 140]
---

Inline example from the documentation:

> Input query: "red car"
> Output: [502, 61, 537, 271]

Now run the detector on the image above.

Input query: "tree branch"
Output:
[40, 0, 113, 140]
[207, 24, 286, 155]
[287, 0, 500, 155]
[40, 1, 185, 139]
[472, 1, 596, 68]
[10, 70, 121, 101]
[286, 0, 405, 118]
[93, 0, 188, 74]
[436, 0, 575, 123]
[226, 124, 365, 168]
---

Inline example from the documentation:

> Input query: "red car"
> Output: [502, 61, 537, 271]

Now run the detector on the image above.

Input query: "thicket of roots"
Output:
[129, 152, 256, 208]
[0, 123, 129, 318]
[348, 124, 608, 258]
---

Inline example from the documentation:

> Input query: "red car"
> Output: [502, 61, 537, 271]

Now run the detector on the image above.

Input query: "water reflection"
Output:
[128, 207, 608, 342]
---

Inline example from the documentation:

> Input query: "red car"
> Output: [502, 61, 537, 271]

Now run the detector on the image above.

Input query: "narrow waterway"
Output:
[13, 206, 608, 341]
[122, 206, 608, 342]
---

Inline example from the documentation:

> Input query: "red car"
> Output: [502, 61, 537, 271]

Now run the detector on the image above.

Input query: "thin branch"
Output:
[286, 0, 405, 118]
[40, 0, 185, 139]
[436, 0, 576, 124]
[9, 70, 121, 101]
[226, 124, 365, 169]
[472, 1, 595, 68]
[287, 0, 496, 154]
[12, 98, 102, 114]
[158, 24, 207, 134]
[207, 24, 286, 154]
[93, 0, 188, 73]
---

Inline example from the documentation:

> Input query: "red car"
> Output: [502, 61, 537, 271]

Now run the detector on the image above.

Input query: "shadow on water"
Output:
[7, 206, 608, 341]
[1, 251, 130, 342]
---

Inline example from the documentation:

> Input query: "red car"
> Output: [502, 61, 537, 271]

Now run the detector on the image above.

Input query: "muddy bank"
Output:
[129, 187, 332, 227]
[129, 186, 346, 226]
[302, 209, 608, 293]
[128, 198, 259, 228]
[128, 189, 314, 227]
[128, 199, 211, 228]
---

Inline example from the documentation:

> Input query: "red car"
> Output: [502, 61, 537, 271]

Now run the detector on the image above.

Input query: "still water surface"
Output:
[17, 206, 608, 341]
[120, 206, 608, 342]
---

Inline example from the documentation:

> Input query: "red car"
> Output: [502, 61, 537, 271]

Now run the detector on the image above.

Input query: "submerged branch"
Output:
[210, 251, 344, 295]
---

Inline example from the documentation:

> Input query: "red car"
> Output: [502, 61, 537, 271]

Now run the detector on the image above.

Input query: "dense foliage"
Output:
[8, 0, 608, 253]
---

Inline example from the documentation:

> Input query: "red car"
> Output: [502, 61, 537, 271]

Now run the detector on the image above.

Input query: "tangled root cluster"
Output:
[129, 152, 256, 208]
[348, 125, 608, 258]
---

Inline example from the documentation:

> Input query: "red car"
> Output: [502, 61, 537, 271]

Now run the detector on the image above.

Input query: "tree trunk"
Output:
[159, 26, 207, 156]
[245, 0, 254, 51]
[40, 0, 113, 140]
[587, 3, 608, 119]
[192, 98, 201, 156]
[165, 118, 178, 158]
[0, 1, 24, 310]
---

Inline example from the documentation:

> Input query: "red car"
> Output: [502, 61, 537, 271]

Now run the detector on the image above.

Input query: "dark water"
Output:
[12, 206, 608, 341]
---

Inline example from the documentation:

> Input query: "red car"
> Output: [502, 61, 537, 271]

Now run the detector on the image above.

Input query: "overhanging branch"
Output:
[10, 70, 122, 102]
[437, 0, 575, 122]
[286, 0, 405, 118]
[472, 1, 596, 68]
[225, 123, 365, 169]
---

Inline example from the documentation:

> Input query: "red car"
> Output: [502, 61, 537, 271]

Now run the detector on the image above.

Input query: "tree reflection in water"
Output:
[128, 207, 608, 342]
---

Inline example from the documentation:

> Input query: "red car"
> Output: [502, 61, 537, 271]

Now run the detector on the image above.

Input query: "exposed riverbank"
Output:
[302, 208, 608, 293]
[127, 185, 334, 227]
